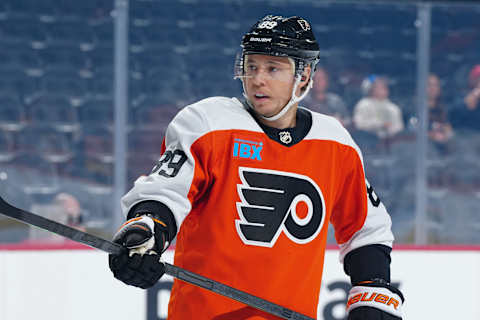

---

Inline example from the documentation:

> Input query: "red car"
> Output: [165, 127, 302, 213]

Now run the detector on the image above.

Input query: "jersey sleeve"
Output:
[120, 101, 214, 233]
[330, 136, 394, 263]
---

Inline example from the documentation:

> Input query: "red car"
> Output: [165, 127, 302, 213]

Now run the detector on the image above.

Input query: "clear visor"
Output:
[234, 53, 296, 83]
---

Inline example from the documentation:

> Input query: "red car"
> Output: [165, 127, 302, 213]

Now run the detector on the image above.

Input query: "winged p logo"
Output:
[297, 19, 311, 31]
[236, 167, 325, 247]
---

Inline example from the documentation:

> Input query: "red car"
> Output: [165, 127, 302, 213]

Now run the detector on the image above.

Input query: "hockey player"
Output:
[109, 15, 404, 319]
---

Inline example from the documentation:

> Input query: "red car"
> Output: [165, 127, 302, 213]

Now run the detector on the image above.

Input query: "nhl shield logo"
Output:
[279, 131, 292, 144]
[297, 19, 311, 31]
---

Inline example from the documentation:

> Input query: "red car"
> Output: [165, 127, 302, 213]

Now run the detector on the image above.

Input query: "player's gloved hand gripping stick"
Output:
[108, 215, 169, 289]
[0, 195, 314, 320]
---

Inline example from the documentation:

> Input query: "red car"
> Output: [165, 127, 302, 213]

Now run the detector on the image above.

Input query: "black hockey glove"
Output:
[347, 281, 404, 320]
[108, 215, 169, 289]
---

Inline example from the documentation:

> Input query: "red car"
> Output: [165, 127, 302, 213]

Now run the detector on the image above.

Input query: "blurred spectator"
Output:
[353, 75, 404, 138]
[29, 192, 84, 241]
[302, 67, 351, 126]
[450, 64, 480, 131]
[427, 74, 454, 153]
[54, 192, 84, 229]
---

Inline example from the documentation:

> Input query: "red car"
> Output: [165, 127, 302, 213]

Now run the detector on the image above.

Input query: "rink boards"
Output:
[0, 245, 479, 319]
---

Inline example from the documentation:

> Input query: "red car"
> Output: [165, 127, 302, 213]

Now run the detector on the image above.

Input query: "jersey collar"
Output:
[243, 100, 312, 147]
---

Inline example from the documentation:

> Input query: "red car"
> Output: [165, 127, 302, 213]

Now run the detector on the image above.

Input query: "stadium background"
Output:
[0, 0, 479, 319]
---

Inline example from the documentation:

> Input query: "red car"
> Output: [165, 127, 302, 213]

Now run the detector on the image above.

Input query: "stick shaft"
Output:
[0, 196, 124, 254]
[164, 264, 314, 320]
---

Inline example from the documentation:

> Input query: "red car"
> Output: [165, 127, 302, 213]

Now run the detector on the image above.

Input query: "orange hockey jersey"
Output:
[121, 97, 394, 319]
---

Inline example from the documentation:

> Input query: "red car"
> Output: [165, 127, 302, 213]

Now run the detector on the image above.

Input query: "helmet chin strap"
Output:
[242, 75, 313, 122]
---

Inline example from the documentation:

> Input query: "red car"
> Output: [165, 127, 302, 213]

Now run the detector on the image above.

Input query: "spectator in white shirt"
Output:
[353, 75, 404, 138]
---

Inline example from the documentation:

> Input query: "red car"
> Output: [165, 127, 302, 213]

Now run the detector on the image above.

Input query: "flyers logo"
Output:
[297, 19, 311, 31]
[236, 167, 325, 247]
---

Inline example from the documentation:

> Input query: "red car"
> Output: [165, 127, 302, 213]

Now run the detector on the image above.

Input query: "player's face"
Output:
[243, 55, 296, 118]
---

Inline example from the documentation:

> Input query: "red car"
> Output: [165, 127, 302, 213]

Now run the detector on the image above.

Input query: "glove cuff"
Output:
[113, 215, 168, 254]
[127, 200, 177, 243]
[113, 215, 155, 248]
[346, 285, 403, 318]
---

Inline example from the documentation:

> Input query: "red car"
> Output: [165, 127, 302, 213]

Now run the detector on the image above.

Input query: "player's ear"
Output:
[299, 66, 311, 88]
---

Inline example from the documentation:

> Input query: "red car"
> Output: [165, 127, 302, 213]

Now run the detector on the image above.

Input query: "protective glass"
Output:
[234, 54, 296, 83]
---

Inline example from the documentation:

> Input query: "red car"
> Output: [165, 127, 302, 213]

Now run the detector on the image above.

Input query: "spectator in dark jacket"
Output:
[302, 67, 351, 126]
[427, 73, 453, 153]
[450, 64, 480, 131]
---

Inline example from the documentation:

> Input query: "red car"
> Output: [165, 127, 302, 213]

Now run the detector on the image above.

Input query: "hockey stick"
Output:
[0, 196, 314, 320]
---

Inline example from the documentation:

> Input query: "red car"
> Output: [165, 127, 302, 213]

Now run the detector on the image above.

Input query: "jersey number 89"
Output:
[151, 149, 187, 178]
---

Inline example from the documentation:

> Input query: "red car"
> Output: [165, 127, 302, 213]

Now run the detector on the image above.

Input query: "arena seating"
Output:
[0, 0, 478, 243]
